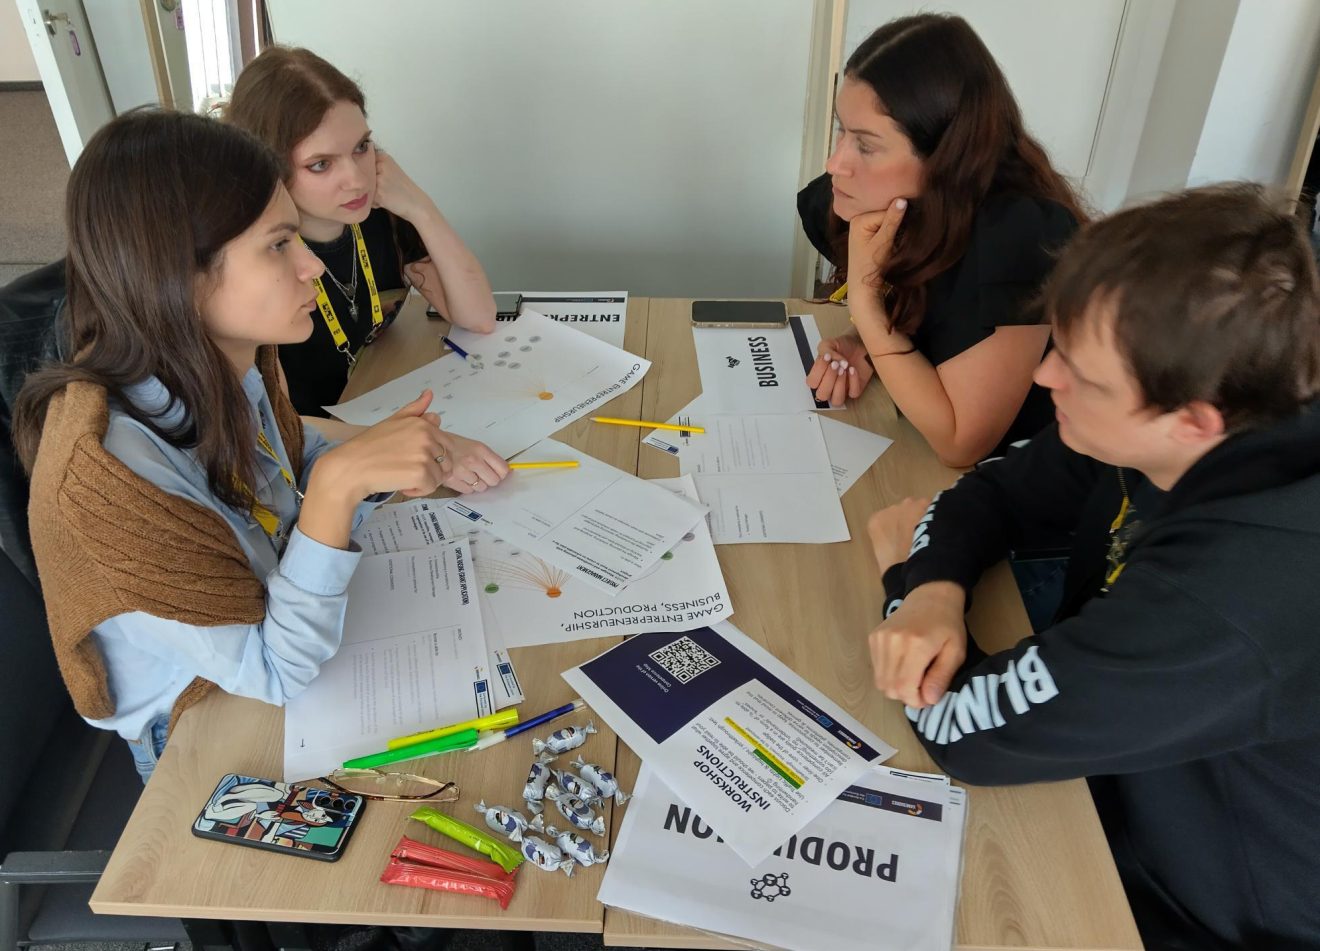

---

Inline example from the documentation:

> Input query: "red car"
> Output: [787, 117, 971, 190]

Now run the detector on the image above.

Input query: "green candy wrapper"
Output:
[409, 806, 524, 874]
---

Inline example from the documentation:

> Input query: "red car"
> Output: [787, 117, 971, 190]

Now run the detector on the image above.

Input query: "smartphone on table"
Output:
[691, 300, 788, 330]
[427, 291, 521, 320]
[191, 773, 365, 862]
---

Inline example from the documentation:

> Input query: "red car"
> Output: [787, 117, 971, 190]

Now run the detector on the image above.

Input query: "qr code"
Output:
[649, 636, 720, 684]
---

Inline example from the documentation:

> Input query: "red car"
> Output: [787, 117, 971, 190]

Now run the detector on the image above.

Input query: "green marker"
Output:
[342, 728, 480, 770]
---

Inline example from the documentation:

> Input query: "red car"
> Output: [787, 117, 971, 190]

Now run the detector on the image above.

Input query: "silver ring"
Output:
[434, 453, 446, 464]
[468, 479, 481, 488]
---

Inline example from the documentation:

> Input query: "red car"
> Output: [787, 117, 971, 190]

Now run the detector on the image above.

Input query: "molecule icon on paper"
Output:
[750, 872, 791, 902]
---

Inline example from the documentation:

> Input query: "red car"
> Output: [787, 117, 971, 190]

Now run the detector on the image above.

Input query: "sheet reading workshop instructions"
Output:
[563, 621, 896, 864]
[678, 413, 849, 544]
[283, 539, 492, 781]
[445, 439, 707, 595]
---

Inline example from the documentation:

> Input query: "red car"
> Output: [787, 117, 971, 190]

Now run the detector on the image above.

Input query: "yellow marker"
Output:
[508, 460, 580, 470]
[592, 416, 706, 434]
[386, 708, 521, 751]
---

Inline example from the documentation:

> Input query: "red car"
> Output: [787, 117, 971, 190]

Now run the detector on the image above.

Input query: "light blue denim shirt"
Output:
[89, 367, 384, 743]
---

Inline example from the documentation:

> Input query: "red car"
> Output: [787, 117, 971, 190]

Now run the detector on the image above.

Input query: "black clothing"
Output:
[796, 173, 1077, 456]
[280, 208, 424, 416]
[881, 407, 1320, 950]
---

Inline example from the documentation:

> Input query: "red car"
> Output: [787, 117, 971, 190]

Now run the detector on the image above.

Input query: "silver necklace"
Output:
[320, 242, 360, 320]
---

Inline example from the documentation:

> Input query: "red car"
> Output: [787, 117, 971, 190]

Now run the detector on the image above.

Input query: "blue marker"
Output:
[442, 336, 470, 360]
[469, 699, 586, 751]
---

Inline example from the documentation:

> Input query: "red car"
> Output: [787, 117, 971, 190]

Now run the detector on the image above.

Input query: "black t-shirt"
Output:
[796, 173, 1078, 457]
[280, 207, 423, 416]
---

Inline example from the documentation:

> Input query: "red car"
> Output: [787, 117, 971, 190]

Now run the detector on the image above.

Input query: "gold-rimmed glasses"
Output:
[318, 768, 459, 803]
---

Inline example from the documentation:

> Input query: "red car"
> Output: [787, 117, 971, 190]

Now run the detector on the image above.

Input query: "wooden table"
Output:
[91, 296, 1141, 950]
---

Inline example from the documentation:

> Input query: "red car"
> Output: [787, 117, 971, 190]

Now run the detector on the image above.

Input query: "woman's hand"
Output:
[435, 431, 510, 495]
[805, 334, 873, 406]
[371, 150, 434, 224]
[318, 390, 449, 499]
[846, 199, 906, 316]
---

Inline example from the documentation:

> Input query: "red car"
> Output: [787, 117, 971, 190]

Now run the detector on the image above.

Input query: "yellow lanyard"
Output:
[249, 426, 302, 540]
[1104, 493, 1132, 588]
[308, 223, 383, 367]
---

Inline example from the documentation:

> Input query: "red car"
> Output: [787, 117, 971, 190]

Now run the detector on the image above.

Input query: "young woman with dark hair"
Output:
[802, 13, 1085, 467]
[226, 47, 500, 456]
[13, 110, 466, 780]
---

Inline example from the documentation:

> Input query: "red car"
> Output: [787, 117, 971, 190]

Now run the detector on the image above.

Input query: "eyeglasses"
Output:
[318, 768, 459, 803]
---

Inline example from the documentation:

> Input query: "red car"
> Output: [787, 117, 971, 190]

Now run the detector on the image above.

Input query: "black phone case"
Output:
[691, 300, 788, 327]
[191, 773, 365, 862]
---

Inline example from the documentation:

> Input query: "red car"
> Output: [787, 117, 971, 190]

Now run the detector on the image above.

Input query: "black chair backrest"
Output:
[0, 547, 70, 858]
[0, 259, 68, 585]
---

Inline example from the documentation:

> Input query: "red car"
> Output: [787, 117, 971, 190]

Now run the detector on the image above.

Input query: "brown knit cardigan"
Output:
[27, 347, 305, 727]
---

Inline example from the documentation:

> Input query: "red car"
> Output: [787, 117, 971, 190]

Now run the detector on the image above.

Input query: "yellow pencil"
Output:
[387, 708, 520, 750]
[508, 460, 580, 470]
[591, 416, 706, 434]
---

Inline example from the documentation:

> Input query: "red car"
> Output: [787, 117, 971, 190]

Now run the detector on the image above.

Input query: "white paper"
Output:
[645, 397, 892, 497]
[599, 765, 966, 951]
[563, 621, 897, 864]
[692, 315, 830, 415]
[677, 413, 848, 544]
[352, 501, 525, 709]
[324, 311, 649, 459]
[513, 291, 628, 350]
[357, 485, 730, 648]
[283, 540, 492, 781]
[445, 439, 706, 595]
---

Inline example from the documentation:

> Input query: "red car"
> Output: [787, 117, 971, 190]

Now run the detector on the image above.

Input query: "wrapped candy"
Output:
[519, 834, 576, 876]
[547, 769, 601, 806]
[546, 824, 609, 867]
[545, 790, 607, 836]
[522, 757, 556, 814]
[532, 720, 597, 757]
[408, 806, 523, 874]
[381, 836, 517, 909]
[473, 800, 543, 843]
[571, 757, 632, 807]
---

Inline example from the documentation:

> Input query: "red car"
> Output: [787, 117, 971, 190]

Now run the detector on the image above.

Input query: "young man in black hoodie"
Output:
[866, 184, 1320, 951]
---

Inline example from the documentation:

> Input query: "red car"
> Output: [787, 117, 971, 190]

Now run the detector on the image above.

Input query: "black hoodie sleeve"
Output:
[900, 554, 1274, 785]
[896, 424, 1105, 597]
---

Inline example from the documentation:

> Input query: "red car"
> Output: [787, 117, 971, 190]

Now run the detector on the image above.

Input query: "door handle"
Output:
[42, 8, 72, 36]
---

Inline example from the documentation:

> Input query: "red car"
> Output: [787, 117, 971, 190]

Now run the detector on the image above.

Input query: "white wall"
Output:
[1188, 0, 1320, 187]
[267, 0, 815, 297]
[1125, 0, 1238, 201]
[842, 1, 1126, 187]
[1, 0, 41, 82]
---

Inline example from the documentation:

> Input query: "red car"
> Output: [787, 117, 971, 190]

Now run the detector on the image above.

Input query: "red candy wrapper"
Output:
[380, 836, 518, 909]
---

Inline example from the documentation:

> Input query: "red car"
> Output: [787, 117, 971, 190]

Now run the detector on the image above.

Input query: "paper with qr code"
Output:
[599, 765, 966, 951]
[563, 621, 896, 864]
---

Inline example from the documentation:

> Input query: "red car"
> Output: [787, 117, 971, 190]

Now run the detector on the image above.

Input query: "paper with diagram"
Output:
[324, 311, 648, 458]
[444, 439, 707, 595]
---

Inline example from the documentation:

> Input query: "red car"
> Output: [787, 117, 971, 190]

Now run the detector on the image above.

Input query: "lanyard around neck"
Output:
[307, 223, 383, 367]
[248, 425, 303, 540]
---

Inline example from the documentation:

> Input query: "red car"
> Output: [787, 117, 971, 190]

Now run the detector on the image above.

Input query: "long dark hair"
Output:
[837, 14, 1087, 334]
[225, 46, 425, 268]
[13, 109, 285, 511]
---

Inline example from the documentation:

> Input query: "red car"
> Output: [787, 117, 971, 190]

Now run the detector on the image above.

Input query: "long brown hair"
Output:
[13, 110, 285, 512]
[837, 14, 1087, 334]
[225, 47, 425, 266]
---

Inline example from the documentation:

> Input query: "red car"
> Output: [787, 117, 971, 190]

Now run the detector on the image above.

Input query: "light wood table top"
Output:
[601, 299, 1141, 951]
[92, 296, 1140, 949]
